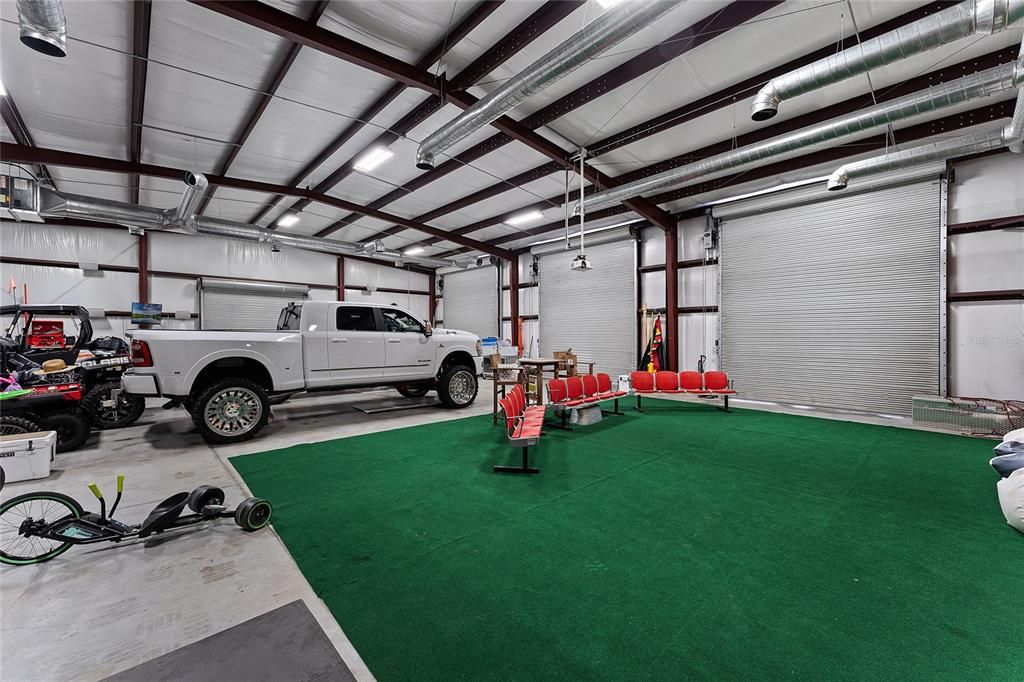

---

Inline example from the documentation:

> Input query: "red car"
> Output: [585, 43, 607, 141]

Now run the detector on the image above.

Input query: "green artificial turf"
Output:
[231, 399, 1022, 681]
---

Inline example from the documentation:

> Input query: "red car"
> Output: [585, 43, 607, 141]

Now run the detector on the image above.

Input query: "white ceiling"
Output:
[1, 0, 1021, 261]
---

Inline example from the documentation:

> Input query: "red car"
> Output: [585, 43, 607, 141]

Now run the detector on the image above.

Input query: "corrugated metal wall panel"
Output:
[719, 181, 941, 415]
[441, 266, 498, 338]
[539, 239, 636, 378]
[200, 278, 309, 330]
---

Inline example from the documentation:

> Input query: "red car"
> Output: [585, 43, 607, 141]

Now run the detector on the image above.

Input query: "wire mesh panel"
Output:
[913, 395, 1024, 436]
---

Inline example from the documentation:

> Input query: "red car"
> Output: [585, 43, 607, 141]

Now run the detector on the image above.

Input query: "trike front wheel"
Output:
[0, 492, 85, 565]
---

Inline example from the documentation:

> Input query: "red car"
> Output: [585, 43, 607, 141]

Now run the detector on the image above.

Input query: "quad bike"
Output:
[0, 347, 91, 452]
[0, 475, 272, 565]
[2, 305, 145, 429]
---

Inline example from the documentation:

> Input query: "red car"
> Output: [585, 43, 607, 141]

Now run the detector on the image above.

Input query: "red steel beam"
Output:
[0, 92, 57, 189]
[260, 0, 510, 224]
[273, 0, 585, 231]
[188, 0, 443, 93]
[197, 0, 331, 215]
[439, 99, 1016, 255]
[664, 223, 678, 371]
[0, 143, 515, 260]
[326, 0, 781, 239]
[368, 0, 958, 247]
[128, 0, 152, 204]
[947, 213, 1024, 234]
[429, 44, 1015, 253]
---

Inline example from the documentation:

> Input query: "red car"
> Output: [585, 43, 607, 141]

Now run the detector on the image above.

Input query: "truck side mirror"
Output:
[423, 323, 433, 337]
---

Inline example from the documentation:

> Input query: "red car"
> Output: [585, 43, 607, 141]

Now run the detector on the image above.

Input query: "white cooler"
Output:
[0, 431, 56, 483]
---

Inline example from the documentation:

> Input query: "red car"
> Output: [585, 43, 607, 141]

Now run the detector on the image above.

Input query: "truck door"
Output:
[380, 307, 436, 380]
[329, 305, 385, 382]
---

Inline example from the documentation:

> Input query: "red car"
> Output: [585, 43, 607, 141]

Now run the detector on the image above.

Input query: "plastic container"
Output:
[496, 365, 521, 382]
[0, 431, 56, 482]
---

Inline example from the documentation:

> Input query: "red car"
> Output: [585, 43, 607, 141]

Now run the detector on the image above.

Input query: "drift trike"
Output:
[0, 476, 272, 565]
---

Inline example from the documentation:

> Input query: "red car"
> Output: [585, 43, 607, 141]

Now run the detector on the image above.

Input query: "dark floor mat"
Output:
[104, 600, 354, 682]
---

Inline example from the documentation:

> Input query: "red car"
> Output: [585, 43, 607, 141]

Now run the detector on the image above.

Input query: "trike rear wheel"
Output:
[0, 492, 84, 565]
[234, 497, 272, 531]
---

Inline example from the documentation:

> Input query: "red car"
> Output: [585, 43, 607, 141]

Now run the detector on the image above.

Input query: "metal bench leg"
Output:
[493, 445, 540, 474]
[635, 394, 643, 412]
[546, 409, 572, 431]
[602, 397, 624, 416]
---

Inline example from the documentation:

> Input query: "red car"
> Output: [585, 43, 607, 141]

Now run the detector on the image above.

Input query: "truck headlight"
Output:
[475, 340, 482, 356]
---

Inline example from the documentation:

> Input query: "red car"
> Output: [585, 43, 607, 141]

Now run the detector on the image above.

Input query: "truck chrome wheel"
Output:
[448, 369, 475, 405]
[204, 387, 262, 437]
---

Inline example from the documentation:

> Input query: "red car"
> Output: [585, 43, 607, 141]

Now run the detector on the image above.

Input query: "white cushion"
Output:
[996, 468, 1024, 534]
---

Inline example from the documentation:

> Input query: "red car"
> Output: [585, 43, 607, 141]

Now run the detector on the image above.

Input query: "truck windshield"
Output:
[277, 304, 302, 331]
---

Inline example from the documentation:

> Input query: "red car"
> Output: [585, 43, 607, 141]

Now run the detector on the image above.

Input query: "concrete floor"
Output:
[1, 383, 980, 681]
[1, 386, 492, 682]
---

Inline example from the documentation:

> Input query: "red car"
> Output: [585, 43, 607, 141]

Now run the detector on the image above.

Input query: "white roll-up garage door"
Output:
[538, 238, 636, 378]
[441, 266, 498, 338]
[200, 278, 309, 330]
[717, 180, 941, 415]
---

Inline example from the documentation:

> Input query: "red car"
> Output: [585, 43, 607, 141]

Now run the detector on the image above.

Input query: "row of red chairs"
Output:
[496, 384, 548, 474]
[547, 373, 628, 428]
[629, 370, 736, 410]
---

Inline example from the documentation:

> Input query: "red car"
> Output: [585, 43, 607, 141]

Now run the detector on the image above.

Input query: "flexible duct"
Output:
[1006, 36, 1024, 152]
[16, 0, 67, 58]
[415, 0, 683, 170]
[34, 183, 456, 268]
[171, 171, 209, 233]
[826, 126, 1012, 190]
[1006, 86, 1024, 152]
[576, 61, 1024, 213]
[750, 0, 1024, 121]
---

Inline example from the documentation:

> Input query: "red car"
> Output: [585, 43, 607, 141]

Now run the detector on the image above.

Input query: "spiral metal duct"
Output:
[16, 0, 67, 57]
[33, 182, 455, 268]
[750, 0, 1024, 121]
[576, 60, 1024, 213]
[826, 126, 1013, 190]
[415, 0, 683, 170]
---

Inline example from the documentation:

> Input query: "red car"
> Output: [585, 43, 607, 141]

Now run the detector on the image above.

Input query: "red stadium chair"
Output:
[630, 371, 655, 392]
[580, 374, 602, 403]
[548, 378, 568, 404]
[495, 394, 547, 474]
[596, 373, 627, 398]
[566, 376, 587, 405]
[703, 371, 736, 411]
[679, 371, 710, 395]
[655, 370, 682, 393]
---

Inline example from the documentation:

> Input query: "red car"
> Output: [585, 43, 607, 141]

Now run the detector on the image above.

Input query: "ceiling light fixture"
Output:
[0, 78, 6, 97]
[505, 210, 544, 226]
[276, 213, 300, 228]
[354, 147, 394, 173]
[403, 246, 425, 256]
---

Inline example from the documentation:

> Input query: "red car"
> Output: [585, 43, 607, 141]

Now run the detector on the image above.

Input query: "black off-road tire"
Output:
[396, 384, 430, 399]
[437, 364, 478, 409]
[35, 412, 91, 453]
[0, 415, 42, 437]
[190, 378, 270, 445]
[82, 382, 146, 430]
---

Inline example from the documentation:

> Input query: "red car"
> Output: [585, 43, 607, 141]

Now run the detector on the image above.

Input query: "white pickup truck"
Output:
[122, 301, 483, 444]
